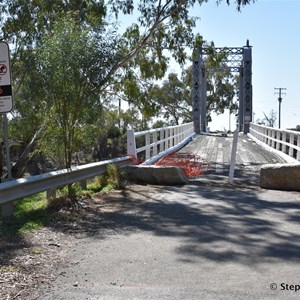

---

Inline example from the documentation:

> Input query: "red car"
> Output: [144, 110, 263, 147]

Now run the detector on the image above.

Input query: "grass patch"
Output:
[87, 176, 104, 193]
[0, 193, 52, 236]
[0, 265, 20, 273]
[29, 248, 43, 255]
[87, 164, 125, 193]
[0, 164, 126, 237]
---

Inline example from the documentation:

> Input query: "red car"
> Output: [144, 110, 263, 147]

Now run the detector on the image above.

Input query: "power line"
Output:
[274, 87, 286, 129]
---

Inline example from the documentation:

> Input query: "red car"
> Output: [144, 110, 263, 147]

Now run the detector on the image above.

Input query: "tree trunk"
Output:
[11, 125, 45, 178]
[0, 141, 3, 182]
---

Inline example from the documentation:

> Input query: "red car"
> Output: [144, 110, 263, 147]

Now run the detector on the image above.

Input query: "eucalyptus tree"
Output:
[256, 110, 277, 128]
[0, 0, 106, 44]
[36, 15, 120, 170]
[149, 73, 192, 125]
[147, 61, 238, 127]
[206, 72, 238, 122]
[108, 0, 254, 79]
[1, 0, 109, 177]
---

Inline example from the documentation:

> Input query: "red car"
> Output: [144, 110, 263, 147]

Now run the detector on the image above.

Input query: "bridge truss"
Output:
[192, 40, 252, 134]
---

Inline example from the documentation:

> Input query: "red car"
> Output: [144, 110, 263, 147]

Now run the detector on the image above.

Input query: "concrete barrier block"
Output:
[125, 165, 188, 185]
[260, 163, 300, 191]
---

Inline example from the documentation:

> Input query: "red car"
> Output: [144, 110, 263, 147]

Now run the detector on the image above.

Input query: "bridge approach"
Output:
[179, 132, 288, 185]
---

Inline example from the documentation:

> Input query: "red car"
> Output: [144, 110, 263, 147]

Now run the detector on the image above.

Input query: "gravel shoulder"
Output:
[0, 184, 162, 300]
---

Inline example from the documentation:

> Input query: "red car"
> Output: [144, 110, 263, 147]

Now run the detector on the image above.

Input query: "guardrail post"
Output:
[263, 127, 267, 143]
[145, 132, 151, 159]
[47, 189, 57, 200]
[282, 132, 287, 154]
[160, 129, 165, 152]
[127, 129, 137, 157]
[173, 127, 177, 145]
[259, 125, 263, 141]
[80, 180, 87, 190]
[271, 129, 275, 148]
[267, 129, 271, 146]
[164, 128, 169, 149]
[153, 131, 158, 156]
[229, 130, 239, 184]
[182, 125, 186, 139]
[276, 130, 280, 150]
[170, 128, 174, 147]
[289, 133, 294, 157]
[176, 127, 180, 144]
[2, 202, 14, 218]
[173, 127, 176, 145]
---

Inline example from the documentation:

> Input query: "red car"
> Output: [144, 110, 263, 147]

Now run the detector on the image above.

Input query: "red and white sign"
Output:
[0, 64, 7, 75]
[0, 41, 13, 113]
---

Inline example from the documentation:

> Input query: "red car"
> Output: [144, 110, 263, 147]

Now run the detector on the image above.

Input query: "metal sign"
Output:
[0, 41, 13, 113]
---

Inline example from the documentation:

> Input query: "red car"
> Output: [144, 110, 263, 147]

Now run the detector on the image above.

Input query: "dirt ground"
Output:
[0, 184, 161, 300]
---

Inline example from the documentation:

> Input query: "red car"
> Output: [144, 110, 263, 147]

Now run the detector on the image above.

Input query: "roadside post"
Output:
[0, 41, 13, 113]
[229, 130, 239, 184]
[0, 41, 14, 217]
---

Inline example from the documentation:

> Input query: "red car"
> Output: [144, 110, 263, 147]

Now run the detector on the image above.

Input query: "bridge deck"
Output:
[180, 133, 287, 184]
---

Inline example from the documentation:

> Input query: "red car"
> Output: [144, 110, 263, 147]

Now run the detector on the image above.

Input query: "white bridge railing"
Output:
[249, 123, 300, 162]
[127, 122, 195, 164]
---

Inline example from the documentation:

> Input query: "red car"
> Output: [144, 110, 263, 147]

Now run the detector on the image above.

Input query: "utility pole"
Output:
[274, 87, 286, 129]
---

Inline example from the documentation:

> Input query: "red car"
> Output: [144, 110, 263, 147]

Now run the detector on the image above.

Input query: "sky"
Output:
[189, 0, 300, 131]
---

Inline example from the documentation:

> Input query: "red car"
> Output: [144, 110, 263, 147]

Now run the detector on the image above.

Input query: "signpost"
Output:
[0, 41, 13, 216]
[0, 41, 13, 113]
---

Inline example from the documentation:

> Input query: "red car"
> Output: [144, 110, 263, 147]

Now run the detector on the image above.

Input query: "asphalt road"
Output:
[38, 179, 300, 300]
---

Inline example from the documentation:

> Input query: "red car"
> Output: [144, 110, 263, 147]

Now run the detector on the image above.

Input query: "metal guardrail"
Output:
[0, 122, 195, 217]
[127, 122, 195, 163]
[0, 156, 132, 217]
[249, 123, 300, 162]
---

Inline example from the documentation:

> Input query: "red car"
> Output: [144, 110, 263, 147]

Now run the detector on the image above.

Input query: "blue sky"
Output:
[190, 0, 300, 130]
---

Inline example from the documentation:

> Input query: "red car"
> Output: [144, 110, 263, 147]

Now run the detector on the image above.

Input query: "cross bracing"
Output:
[192, 41, 253, 134]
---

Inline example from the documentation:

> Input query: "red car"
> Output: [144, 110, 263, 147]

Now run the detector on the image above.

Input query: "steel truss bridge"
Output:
[192, 40, 252, 134]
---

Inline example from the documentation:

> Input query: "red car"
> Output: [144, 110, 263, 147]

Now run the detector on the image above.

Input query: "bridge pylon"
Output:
[192, 40, 253, 134]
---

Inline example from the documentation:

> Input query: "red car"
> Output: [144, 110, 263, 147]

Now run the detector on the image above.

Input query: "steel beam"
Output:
[192, 51, 202, 133]
[242, 45, 253, 133]
[192, 41, 253, 134]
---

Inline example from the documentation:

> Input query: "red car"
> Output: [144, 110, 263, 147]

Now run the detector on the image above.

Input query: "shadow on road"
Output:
[44, 179, 300, 266]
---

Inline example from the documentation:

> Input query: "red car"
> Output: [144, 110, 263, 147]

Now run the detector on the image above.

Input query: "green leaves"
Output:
[35, 14, 120, 168]
[1, 0, 106, 45]
[149, 72, 192, 125]
[148, 61, 238, 126]
[109, 0, 254, 76]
